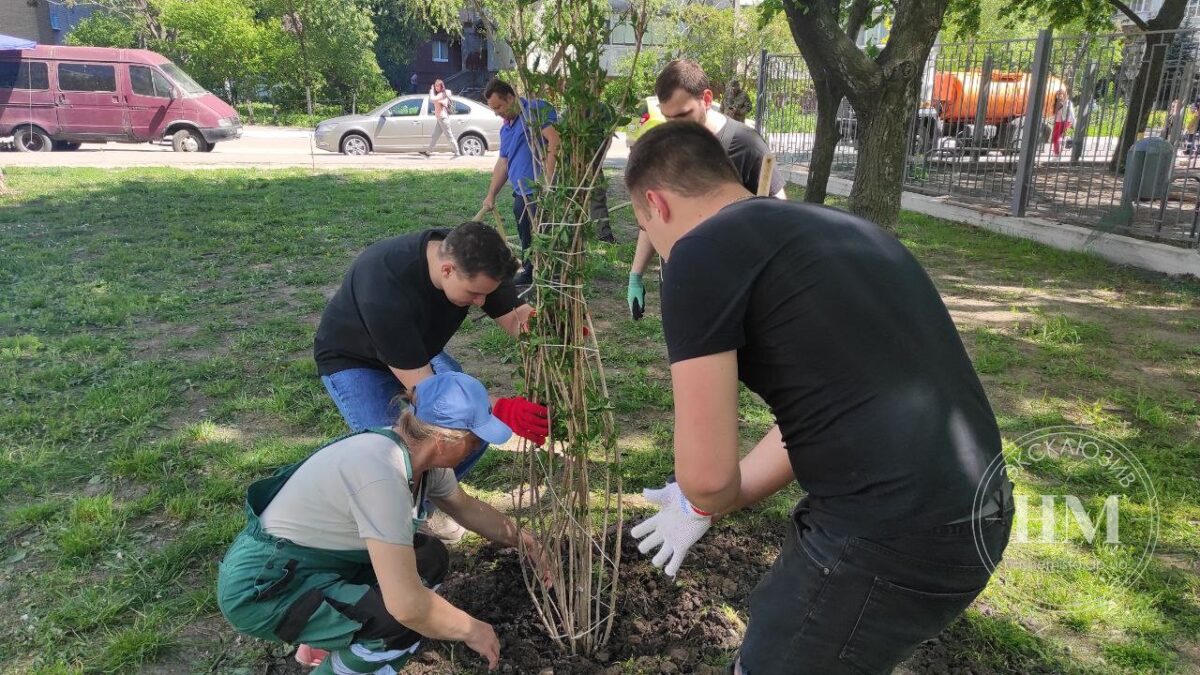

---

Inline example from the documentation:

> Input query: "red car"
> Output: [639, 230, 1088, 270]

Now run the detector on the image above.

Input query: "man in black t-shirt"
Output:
[625, 123, 1013, 675]
[314, 222, 549, 482]
[626, 59, 786, 321]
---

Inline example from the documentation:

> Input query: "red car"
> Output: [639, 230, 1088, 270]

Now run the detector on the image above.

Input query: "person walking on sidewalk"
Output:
[1051, 91, 1075, 156]
[626, 59, 785, 320]
[218, 371, 552, 674]
[480, 77, 560, 286]
[626, 122, 1014, 675]
[423, 79, 461, 157]
[313, 222, 548, 540]
[1185, 101, 1200, 155]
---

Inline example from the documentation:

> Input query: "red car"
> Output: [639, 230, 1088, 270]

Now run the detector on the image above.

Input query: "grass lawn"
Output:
[1, 167, 1198, 674]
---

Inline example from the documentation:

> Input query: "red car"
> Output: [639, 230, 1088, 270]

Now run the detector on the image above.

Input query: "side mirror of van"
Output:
[169, 87, 179, 100]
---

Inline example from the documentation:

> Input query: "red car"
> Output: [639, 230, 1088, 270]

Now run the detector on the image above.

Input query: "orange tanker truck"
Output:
[925, 70, 1069, 152]
[838, 69, 1069, 154]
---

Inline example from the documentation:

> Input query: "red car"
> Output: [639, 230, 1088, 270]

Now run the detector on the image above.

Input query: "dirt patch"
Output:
[243, 521, 1050, 675]
[409, 526, 768, 675]
[249, 525, 773, 675]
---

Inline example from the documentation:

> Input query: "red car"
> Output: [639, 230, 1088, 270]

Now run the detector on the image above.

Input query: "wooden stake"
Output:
[472, 205, 508, 239]
[757, 154, 776, 196]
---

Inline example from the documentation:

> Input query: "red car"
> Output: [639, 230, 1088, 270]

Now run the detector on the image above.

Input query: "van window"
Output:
[58, 63, 117, 92]
[0, 61, 49, 90]
[130, 65, 172, 98]
[159, 62, 206, 95]
[152, 70, 172, 96]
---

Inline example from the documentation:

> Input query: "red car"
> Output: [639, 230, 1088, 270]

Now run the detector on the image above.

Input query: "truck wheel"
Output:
[201, 143, 216, 153]
[14, 126, 52, 152]
[52, 141, 81, 151]
[172, 128, 209, 152]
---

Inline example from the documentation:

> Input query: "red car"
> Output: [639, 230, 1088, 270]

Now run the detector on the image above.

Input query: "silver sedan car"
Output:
[313, 94, 502, 156]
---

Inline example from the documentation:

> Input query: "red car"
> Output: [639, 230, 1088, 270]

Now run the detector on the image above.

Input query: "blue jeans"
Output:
[320, 351, 488, 481]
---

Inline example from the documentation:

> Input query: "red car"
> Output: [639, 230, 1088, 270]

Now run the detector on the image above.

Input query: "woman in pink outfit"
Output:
[1051, 91, 1075, 156]
[423, 79, 461, 157]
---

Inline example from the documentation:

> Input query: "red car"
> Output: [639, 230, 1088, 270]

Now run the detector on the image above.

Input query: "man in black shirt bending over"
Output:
[626, 123, 1013, 675]
[314, 223, 548, 528]
[626, 59, 786, 320]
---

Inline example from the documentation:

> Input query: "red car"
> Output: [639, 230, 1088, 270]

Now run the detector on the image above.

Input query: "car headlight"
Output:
[316, 123, 335, 134]
[218, 117, 233, 128]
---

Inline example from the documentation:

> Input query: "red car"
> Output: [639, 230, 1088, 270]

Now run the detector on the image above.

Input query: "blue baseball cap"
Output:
[413, 372, 512, 445]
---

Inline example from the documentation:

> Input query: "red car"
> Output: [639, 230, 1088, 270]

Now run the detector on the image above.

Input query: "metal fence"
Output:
[757, 28, 1200, 248]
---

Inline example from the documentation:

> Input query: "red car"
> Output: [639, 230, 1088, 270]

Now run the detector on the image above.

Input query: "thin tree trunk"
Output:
[1111, 34, 1172, 172]
[1110, 0, 1189, 172]
[806, 75, 842, 204]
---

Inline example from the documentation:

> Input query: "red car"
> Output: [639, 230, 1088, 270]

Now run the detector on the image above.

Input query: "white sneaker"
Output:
[419, 511, 466, 544]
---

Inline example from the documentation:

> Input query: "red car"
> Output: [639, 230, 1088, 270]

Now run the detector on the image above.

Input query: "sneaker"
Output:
[419, 511, 466, 544]
[295, 644, 328, 668]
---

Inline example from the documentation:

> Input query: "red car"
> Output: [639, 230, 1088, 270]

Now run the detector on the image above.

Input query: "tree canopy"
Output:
[64, 0, 394, 109]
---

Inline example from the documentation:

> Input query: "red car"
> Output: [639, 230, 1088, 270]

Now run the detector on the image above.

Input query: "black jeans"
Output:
[739, 498, 1013, 675]
[512, 191, 536, 277]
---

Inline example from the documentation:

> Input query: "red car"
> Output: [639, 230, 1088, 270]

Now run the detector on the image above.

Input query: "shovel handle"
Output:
[757, 154, 776, 196]
[473, 204, 508, 240]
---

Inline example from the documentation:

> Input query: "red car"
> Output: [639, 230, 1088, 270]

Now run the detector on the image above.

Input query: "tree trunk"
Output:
[806, 75, 842, 204]
[847, 76, 917, 228]
[781, 0, 949, 228]
[1110, 0, 1189, 172]
[1110, 38, 1167, 172]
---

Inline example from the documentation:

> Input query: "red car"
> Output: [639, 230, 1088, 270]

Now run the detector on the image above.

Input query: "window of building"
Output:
[1127, 0, 1152, 15]
[607, 16, 664, 46]
[432, 40, 449, 63]
[58, 63, 117, 92]
[0, 61, 49, 90]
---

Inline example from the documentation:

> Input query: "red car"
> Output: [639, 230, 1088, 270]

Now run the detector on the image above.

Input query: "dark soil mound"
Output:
[406, 523, 787, 674]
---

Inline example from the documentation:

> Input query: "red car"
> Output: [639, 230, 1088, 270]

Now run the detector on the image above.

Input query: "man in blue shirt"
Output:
[481, 78, 560, 285]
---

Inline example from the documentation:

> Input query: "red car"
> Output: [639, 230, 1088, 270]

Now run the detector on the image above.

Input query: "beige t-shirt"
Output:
[260, 431, 458, 550]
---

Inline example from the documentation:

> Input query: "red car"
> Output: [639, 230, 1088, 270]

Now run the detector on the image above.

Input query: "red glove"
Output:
[493, 397, 549, 445]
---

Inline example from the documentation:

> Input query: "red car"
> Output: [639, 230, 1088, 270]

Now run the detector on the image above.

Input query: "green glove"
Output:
[627, 272, 645, 320]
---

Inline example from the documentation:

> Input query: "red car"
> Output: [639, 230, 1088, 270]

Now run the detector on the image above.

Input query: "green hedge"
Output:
[231, 102, 363, 128]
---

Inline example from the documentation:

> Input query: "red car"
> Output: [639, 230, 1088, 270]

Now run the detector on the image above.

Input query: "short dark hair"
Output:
[624, 122, 740, 205]
[655, 59, 710, 101]
[441, 222, 518, 280]
[483, 78, 515, 100]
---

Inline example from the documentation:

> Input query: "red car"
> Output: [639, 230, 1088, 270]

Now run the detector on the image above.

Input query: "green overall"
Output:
[217, 429, 435, 674]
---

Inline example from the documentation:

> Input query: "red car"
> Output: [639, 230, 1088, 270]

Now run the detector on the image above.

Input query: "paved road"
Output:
[0, 125, 631, 170]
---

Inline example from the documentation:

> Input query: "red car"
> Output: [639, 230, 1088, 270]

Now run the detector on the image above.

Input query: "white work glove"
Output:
[630, 481, 713, 578]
